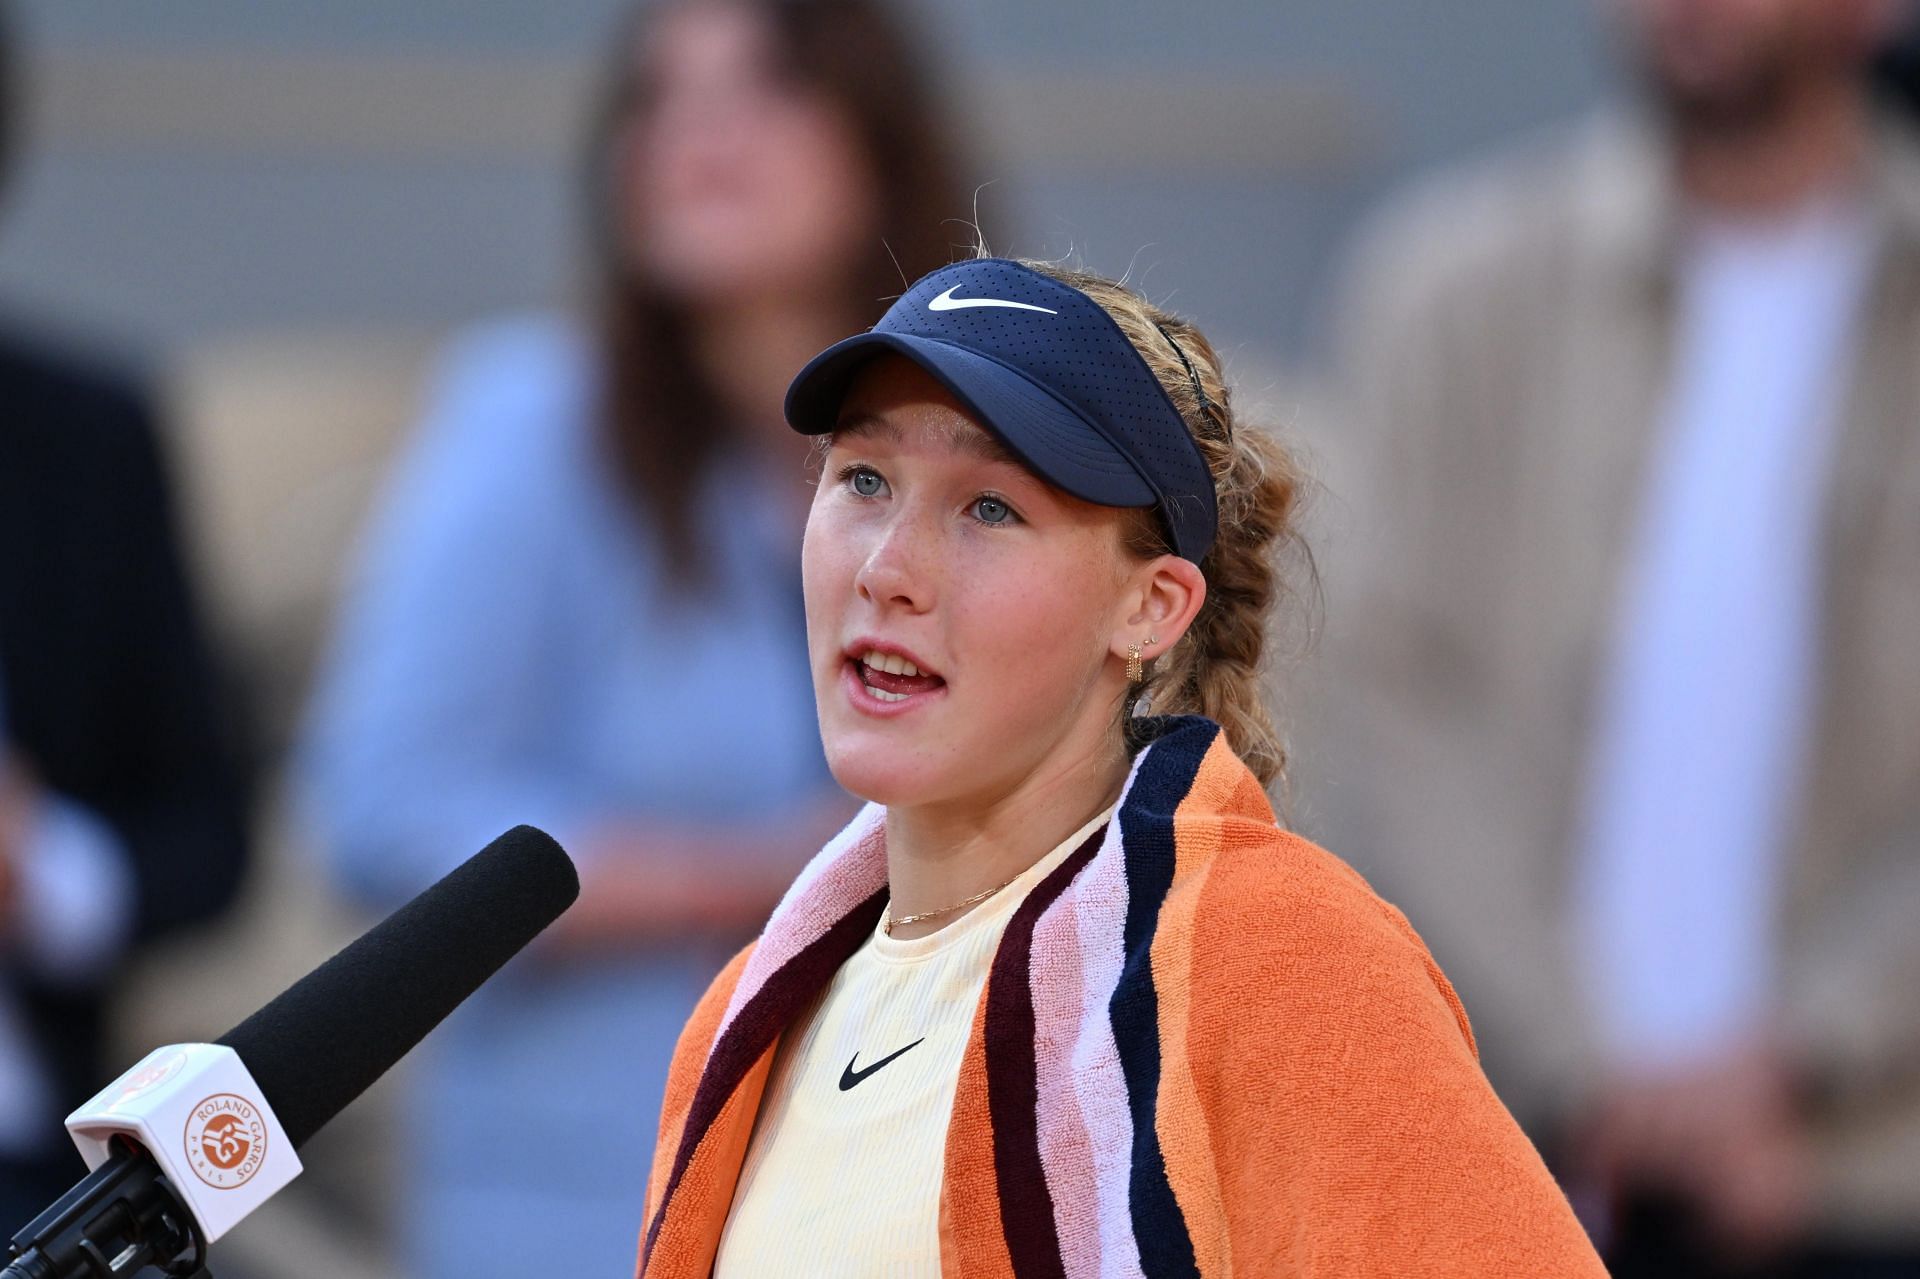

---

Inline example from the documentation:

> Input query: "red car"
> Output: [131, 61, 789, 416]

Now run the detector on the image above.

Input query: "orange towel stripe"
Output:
[642, 945, 752, 1233]
[1151, 734, 1238, 1279]
[941, 981, 1016, 1279]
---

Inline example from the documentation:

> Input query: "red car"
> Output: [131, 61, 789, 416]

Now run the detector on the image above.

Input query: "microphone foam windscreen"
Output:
[217, 825, 579, 1148]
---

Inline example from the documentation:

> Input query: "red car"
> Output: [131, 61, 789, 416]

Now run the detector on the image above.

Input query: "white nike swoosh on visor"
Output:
[927, 285, 1058, 315]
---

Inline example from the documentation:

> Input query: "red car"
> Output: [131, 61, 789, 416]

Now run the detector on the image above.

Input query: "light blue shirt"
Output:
[298, 316, 834, 1278]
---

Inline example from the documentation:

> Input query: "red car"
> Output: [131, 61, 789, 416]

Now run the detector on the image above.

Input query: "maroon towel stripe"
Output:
[984, 827, 1106, 1279]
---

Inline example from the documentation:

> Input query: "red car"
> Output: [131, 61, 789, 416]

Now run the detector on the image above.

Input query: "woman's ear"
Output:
[1114, 555, 1206, 664]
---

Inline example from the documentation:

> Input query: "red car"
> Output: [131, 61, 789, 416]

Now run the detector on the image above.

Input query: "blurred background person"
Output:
[0, 1, 250, 1236]
[295, 0, 971, 1274]
[1318, 0, 1920, 1275]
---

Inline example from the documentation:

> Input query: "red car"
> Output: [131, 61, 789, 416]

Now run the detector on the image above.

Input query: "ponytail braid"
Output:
[1020, 261, 1315, 792]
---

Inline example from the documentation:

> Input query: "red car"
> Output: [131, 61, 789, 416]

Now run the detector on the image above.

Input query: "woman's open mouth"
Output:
[847, 646, 946, 710]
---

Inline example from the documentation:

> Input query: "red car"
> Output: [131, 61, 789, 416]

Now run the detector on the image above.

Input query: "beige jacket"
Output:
[1310, 110, 1920, 1241]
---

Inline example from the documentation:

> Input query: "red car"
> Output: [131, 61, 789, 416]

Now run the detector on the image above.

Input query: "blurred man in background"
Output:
[0, 2, 250, 1236]
[1321, 0, 1920, 1274]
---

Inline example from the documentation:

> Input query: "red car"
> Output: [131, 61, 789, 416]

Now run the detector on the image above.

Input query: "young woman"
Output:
[635, 258, 1609, 1276]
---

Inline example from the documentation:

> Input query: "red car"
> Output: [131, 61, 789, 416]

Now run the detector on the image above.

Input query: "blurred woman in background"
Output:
[299, 1, 969, 1273]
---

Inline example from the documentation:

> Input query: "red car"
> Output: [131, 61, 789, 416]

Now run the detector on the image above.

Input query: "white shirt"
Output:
[1575, 194, 1878, 1071]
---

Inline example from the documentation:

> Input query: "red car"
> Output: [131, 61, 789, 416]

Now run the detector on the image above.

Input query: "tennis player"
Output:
[635, 257, 1608, 1276]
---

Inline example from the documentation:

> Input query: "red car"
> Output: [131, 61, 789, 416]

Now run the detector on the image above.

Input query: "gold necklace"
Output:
[883, 871, 1024, 936]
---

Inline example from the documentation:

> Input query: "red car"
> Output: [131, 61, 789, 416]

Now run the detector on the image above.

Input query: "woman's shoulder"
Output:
[671, 944, 759, 1060]
[378, 313, 603, 521]
[1125, 719, 1457, 1012]
[1214, 823, 1404, 929]
[411, 312, 599, 456]
[430, 311, 595, 397]
[1193, 821, 1478, 1056]
[439, 309, 595, 409]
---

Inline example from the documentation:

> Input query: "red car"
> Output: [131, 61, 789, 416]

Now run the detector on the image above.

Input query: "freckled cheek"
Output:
[800, 507, 861, 660]
[949, 553, 1108, 688]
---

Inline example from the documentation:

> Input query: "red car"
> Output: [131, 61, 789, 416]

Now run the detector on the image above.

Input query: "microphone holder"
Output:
[2, 1141, 209, 1279]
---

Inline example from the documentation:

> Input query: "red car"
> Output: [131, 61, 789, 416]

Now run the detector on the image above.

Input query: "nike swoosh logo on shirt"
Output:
[838, 1038, 926, 1091]
[927, 285, 1058, 315]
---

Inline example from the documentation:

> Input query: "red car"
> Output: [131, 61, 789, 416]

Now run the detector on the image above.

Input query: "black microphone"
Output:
[4, 825, 579, 1279]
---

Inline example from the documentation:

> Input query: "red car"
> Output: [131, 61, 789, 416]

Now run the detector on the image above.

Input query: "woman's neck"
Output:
[693, 293, 864, 444]
[881, 741, 1130, 941]
[685, 291, 863, 528]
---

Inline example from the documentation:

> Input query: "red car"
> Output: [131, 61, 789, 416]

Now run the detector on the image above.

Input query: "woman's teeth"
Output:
[856, 649, 940, 704]
[861, 649, 921, 676]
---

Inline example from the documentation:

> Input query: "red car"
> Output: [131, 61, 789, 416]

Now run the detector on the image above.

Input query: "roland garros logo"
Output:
[183, 1093, 268, 1189]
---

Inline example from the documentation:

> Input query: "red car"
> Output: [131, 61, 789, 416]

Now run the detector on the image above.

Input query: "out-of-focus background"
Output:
[3, 0, 1918, 1276]
[1, 0, 1613, 357]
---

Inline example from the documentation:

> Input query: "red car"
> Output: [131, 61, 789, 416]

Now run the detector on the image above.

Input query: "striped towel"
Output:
[637, 715, 1607, 1277]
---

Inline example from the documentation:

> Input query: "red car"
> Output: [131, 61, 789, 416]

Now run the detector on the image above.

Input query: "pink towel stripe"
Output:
[1031, 888, 1104, 1279]
[714, 803, 887, 1045]
[1062, 786, 1148, 1278]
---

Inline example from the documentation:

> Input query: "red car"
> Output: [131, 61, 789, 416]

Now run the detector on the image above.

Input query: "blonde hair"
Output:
[1019, 260, 1314, 792]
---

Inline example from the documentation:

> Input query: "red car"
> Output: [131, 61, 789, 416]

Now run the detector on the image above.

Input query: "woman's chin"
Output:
[822, 739, 947, 808]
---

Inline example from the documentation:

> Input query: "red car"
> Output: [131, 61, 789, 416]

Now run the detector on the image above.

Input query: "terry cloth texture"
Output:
[635, 716, 1608, 1277]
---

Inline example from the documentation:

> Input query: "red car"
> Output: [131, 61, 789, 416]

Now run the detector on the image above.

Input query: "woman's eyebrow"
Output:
[833, 413, 897, 443]
[832, 411, 1024, 471]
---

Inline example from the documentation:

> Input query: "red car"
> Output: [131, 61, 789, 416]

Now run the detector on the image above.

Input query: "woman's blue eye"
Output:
[850, 468, 884, 497]
[972, 496, 1014, 525]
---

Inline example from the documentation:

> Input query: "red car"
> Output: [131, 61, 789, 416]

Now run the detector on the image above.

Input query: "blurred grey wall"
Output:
[0, 0, 1618, 364]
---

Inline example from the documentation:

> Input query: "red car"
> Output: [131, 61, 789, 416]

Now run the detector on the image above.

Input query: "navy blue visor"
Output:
[784, 258, 1217, 563]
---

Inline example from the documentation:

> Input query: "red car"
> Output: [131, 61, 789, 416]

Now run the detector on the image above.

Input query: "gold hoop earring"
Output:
[1126, 635, 1159, 685]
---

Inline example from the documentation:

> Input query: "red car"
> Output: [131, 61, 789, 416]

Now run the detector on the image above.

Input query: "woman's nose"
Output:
[854, 511, 936, 613]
